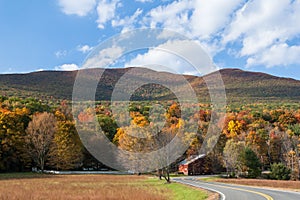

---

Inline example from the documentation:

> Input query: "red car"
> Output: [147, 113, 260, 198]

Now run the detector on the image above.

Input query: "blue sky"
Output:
[1, 0, 300, 79]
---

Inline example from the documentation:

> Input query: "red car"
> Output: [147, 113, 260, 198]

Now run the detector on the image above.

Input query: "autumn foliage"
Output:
[1, 96, 300, 181]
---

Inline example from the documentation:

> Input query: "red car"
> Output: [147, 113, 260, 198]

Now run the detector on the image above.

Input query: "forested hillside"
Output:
[1, 68, 300, 180]
[1, 68, 300, 103]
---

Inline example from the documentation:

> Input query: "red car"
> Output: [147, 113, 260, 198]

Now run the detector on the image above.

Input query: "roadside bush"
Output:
[270, 163, 291, 180]
[239, 147, 262, 178]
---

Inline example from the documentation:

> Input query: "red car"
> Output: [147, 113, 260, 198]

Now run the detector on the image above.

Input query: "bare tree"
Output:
[26, 112, 57, 172]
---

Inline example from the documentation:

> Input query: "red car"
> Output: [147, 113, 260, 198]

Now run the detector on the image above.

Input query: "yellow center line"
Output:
[207, 183, 274, 200]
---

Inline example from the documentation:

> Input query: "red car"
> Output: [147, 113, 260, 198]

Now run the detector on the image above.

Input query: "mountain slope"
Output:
[217, 68, 300, 102]
[1, 68, 300, 103]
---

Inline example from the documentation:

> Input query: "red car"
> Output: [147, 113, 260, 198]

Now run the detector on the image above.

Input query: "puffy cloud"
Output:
[190, 0, 243, 39]
[143, 0, 193, 33]
[223, 0, 300, 67]
[125, 39, 214, 75]
[96, 0, 119, 29]
[77, 45, 93, 53]
[83, 46, 124, 68]
[142, 0, 243, 38]
[223, 0, 300, 44]
[58, 0, 120, 29]
[125, 49, 191, 74]
[58, 0, 96, 16]
[141, 0, 300, 68]
[141, 0, 243, 56]
[57, 0, 300, 69]
[246, 44, 300, 68]
[55, 63, 79, 71]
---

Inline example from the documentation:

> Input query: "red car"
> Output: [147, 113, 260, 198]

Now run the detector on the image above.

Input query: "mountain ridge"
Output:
[1, 67, 300, 103]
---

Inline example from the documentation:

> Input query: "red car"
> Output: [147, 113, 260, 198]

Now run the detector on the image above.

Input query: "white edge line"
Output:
[173, 179, 226, 200]
[202, 180, 300, 195]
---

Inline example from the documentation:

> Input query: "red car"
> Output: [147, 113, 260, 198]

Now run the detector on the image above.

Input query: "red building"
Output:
[178, 154, 211, 175]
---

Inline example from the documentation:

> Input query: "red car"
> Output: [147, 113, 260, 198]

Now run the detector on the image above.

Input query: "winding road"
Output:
[173, 177, 300, 200]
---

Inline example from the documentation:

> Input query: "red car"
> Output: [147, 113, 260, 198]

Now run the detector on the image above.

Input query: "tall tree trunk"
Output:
[157, 169, 162, 180]
[162, 168, 171, 183]
[40, 156, 45, 173]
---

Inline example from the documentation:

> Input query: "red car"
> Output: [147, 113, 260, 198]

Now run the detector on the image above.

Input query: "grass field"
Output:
[0, 173, 209, 200]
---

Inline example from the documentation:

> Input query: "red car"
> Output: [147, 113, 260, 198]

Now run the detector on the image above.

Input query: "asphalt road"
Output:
[173, 178, 300, 200]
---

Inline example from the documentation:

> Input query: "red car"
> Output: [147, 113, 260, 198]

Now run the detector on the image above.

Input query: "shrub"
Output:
[270, 163, 291, 180]
[239, 147, 262, 178]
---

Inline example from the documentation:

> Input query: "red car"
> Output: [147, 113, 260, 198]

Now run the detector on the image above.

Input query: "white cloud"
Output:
[223, 0, 300, 67]
[140, 0, 300, 68]
[125, 39, 214, 75]
[96, 0, 119, 29]
[143, 0, 193, 33]
[112, 8, 143, 33]
[56, 0, 300, 70]
[58, 0, 119, 29]
[83, 46, 124, 68]
[246, 44, 300, 68]
[223, 0, 297, 44]
[141, 0, 243, 56]
[55, 50, 67, 58]
[77, 45, 93, 53]
[239, 30, 285, 57]
[190, 0, 243, 39]
[142, 0, 243, 39]
[125, 49, 191, 74]
[55, 63, 79, 71]
[135, 0, 153, 3]
[58, 0, 96, 16]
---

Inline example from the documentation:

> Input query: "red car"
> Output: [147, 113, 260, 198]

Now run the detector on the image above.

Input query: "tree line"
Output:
[0, 97, 102, 172]
[1, 96, 300, 181]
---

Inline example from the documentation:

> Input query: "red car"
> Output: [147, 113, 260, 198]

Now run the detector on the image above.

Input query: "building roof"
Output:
[179, 154, 205, 166]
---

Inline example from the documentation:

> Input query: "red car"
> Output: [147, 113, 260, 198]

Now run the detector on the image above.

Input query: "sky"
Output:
[0, 0, 300, 79]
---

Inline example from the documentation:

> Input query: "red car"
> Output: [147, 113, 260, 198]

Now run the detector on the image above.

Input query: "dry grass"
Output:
[0, 174, 211, 200]
[215, 178, 300, 191]
[0, 175, 166, 200]
[206, 192, 219, 200]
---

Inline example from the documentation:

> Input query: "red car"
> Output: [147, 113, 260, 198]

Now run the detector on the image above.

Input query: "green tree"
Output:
[97, 114, 118, 141]
[239, 147, 262, 178]
[270, 162, 291, 180]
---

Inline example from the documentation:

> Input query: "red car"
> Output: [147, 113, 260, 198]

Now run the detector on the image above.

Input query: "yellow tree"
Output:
[0, 107, 30, 171]
[225, 120, 243, 140]
[48, 110, 83, 170]
[113, 103, 188, 183]
[113, 111, 153, 173]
